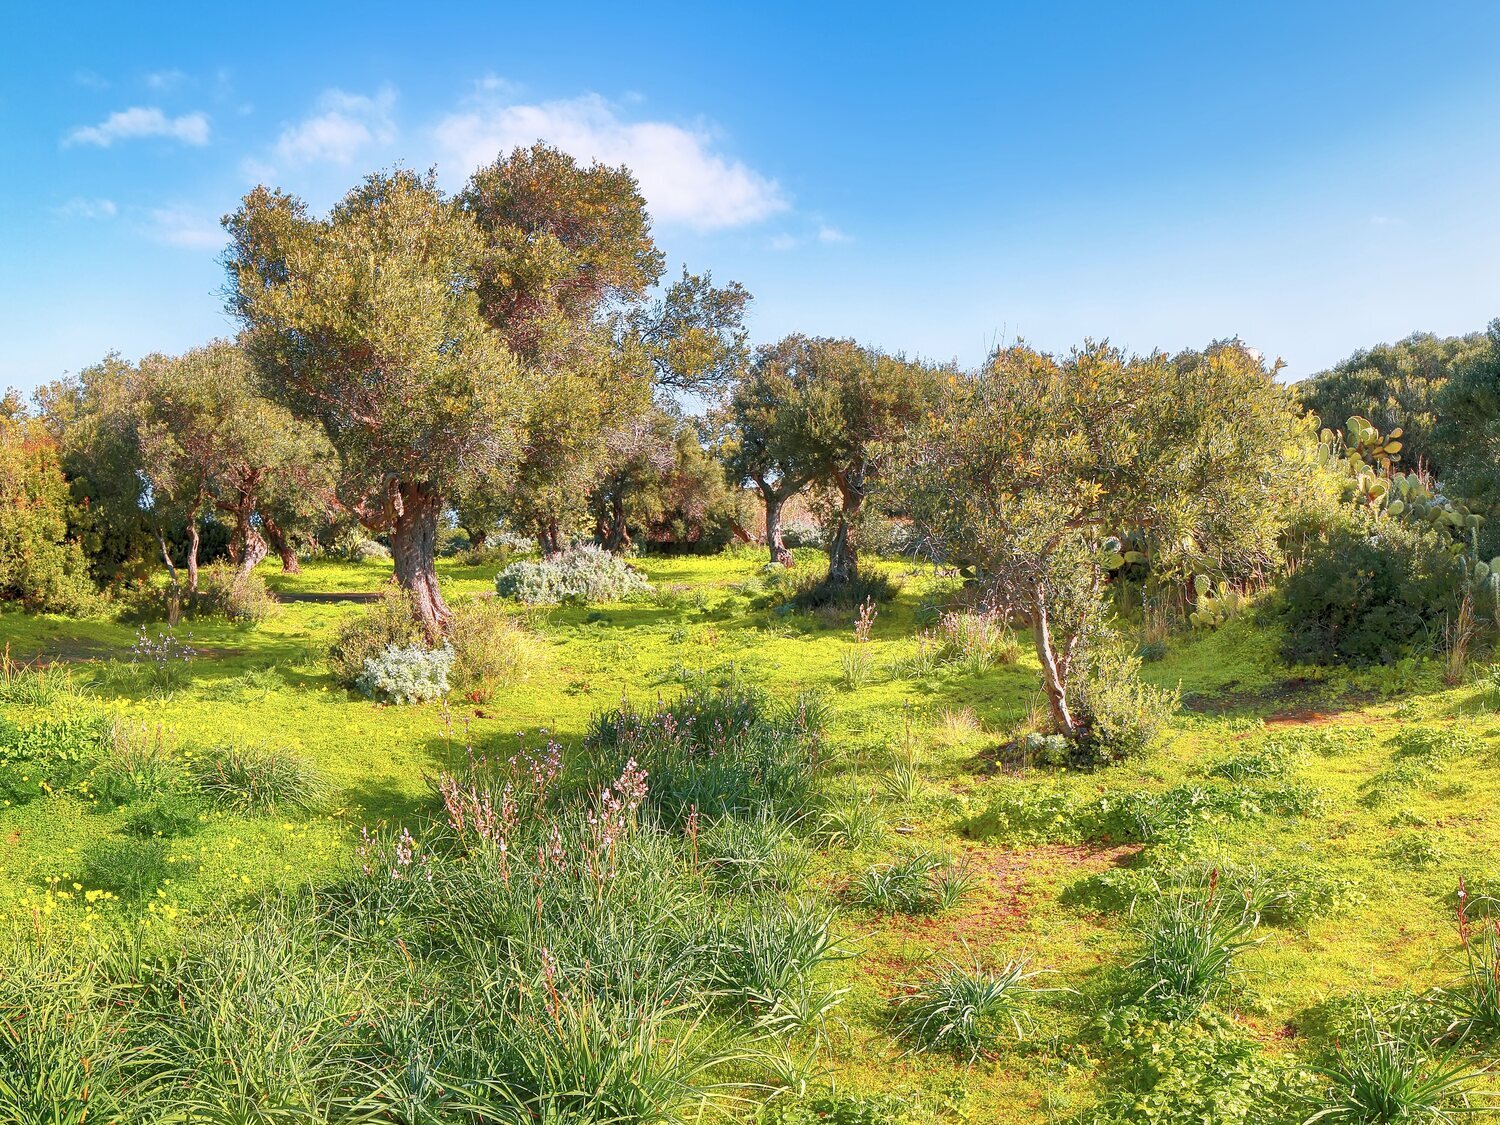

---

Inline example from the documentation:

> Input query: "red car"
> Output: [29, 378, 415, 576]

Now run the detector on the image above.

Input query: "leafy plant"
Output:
[356, 642, 454, 704]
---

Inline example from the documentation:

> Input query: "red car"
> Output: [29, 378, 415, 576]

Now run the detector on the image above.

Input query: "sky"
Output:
[4, 1, 1500, 394]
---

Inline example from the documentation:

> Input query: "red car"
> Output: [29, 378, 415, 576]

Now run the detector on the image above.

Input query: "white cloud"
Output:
[145, 68, 187, 91]
[56, 198, 117, 220]
[149, 207, 222, 250]
[65, 106, 210, 147]
[273, 86, 397, 165]
[769, 233, 801, 251]
[817, 224, 851, 244]
[434, 88, 786, 231]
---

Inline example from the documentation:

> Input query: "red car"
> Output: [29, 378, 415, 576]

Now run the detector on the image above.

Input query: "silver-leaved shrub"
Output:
[356, 643, 453, 704]
[495, 544, 652, 605]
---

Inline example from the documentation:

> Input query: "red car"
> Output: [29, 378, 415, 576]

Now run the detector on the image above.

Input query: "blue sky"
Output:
[5, 1, 1500, 393]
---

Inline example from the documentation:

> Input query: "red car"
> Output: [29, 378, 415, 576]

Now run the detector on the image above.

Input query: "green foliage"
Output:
[190, 745, 326, 813]
[707, 899, 846, 1033]
[122, 793, 205, 839]
[496, 544, 653, 604]
[0, 715, 108, 807]
[1189, 574, 1248, 630]
[1280, 513, 1466, 665]
[192, 561, 279, 625]
[851, 852, 974, 914]
[90, 724, 179, 806]
[1127, 883, 1264, 1018]
[1073, 637, 1179, 766]
[0, 409, 95, 614]
[892, 955, 1045, 1060]
[758, 1091, 913, 1125]
[788, 569, 902, 612]
[326, 587, 423, 688]
[702, 812, 810, 895]
[81, 838, 171, 903]
[586, 683, 822, 823]
[1085, 1011, 1305, 1124]
[356, 642, 454, 704]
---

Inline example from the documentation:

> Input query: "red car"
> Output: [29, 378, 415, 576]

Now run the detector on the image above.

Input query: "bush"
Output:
[190, 745, 326, 813]
[357, 643, 454, 704]
[788, 570, 901, 612]
[1073, 637, 1178, 766]
[192, 562, 278, 625]
[446, 598, 533, 692]
[326, 589, 423, 687]
[495, 544, 652, 605]
[0, 411, 96, 615]
[1280, 516, 1466, 666]
[81, 837, 171, 903]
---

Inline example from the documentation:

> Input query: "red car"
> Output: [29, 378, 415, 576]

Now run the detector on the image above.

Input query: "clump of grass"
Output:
[892, 955, 1046, 1060]
[702, 812, 810, 895]
[0, 651, 82, 706]
[1303, 1017, 1489, 1122]
[1439, 878, 1500, 1043]
[932, 706, 983, 746]
[123, 792, 207, 839]
[788, 571, 901, 612]
[881, 758, 924, 803]
[81, 837, 172, 903]
[815, 795, 885, 848]
[1128, 874, 1263, 1018]
[708, 899, 847, 1035]
[852, 851, 975, 914]
[190, 745, 326, 813]
[91, 723, 180, 806]
[839, 597, 878, 691]
[586, 684, 823, 823]
[936, 607, 1019, 675]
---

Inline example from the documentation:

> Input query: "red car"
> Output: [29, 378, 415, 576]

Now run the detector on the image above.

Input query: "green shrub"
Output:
[1073, 638, 1179, 766]
[192, 561, 279, 625]
[788, 570, 901, 612]
[0, 411, 97, 615]
[81, 837, 171, 902]
[326, 588, 423, 688]
[1280, 516, 1466, 666]
[446, 597, 533, 693]
[190, 745, 326, 813]
[495, 544, 651, 605]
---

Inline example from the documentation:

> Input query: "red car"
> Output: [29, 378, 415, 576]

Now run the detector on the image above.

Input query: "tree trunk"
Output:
[537, 519, 562, 558]
[826, 472, 864, 584]
[185, 514, 201, 595]
[158, 532, 182, 626]
[763, 488, 792, 567]
[263, 516, 301, 574]
[469, 527, 488, 551]
[1031, 586, 1078, 737]
[391, 481, 450, 644]
[603, 493, 631, 553]
[237, 524, 269, 578]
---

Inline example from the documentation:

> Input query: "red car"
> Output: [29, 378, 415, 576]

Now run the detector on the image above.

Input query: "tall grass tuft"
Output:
[1304, 1016, 1489, 1122]
[1128, 873, 1264, 1018]
[892, 955, 1046, 1061]
[191, 744, 327, 813]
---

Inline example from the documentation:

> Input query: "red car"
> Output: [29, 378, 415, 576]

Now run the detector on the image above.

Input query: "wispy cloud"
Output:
[64, 106, 210, 148]
[817, 224, 852, 244]
[434, 85, 786, 231]
[149, 207, 222, 250]
[272, 85, 397, 166]
[55, 198, 118, 220]
[145, 68, 187, 91]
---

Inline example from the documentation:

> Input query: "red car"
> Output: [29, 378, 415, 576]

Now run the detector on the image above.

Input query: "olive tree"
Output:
[225, 170, 524, 639]
[891, 339, 1306, 736]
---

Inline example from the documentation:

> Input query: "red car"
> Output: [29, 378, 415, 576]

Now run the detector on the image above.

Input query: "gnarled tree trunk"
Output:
[826, 468, 866, 584]
[602, 492, 631, 553]
[236, 524, 269, 578]
[391, 481, 450, 643]
[758, 479, 794, 567]
[263, 515, 301, 574]
[185, 510, 202, 595]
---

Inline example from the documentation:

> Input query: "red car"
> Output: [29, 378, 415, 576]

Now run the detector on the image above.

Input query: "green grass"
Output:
[4, 549, 1500, 1119]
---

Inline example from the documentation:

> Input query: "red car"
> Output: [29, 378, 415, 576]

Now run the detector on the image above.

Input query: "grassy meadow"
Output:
[3, 546, 1499, 1122]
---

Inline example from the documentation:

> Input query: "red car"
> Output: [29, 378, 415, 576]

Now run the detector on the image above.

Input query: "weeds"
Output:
[190, 745, 326, 813]
[892, 954, 1046, 1060]
[1128, 874, 1264, 1018]
[852, 851, 974, 914]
